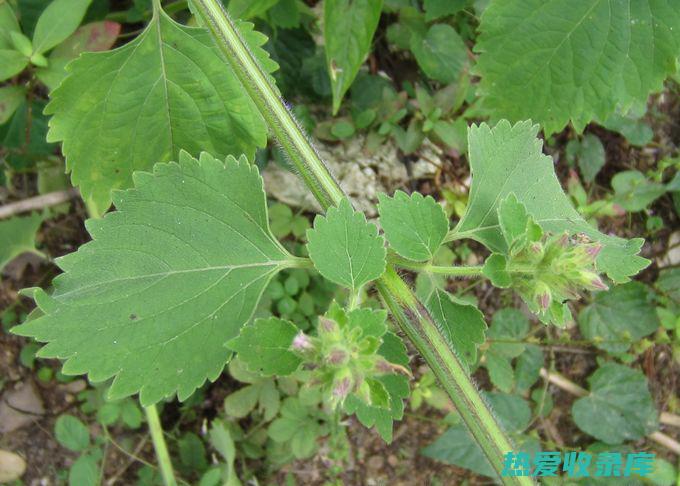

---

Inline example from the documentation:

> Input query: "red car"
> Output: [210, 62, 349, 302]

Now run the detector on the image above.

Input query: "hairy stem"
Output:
[391, 256, 484, 277]
[190, 1, 533, 483]
[145, 405, 177, 486]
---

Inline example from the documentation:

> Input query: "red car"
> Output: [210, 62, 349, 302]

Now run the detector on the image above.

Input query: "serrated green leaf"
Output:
[0, 213, 44, 271]
[410, 23, 468, 84]
[475, 0, 680, 135]
[32, 0, 92, 55]
[306, 199, 386, 291]
[378, 190, 448, 262]
[426, 289, 486, 367]
[13, 153, 296, 405]
[226, 317, 302, 376]
[344, 374, 409, 443]
[45, 6, 277, 211]
[578, 281, 659, 353]
[572, 362, 658, 444]
[453, 120, 649, 283]
[324, 0, 383, 114]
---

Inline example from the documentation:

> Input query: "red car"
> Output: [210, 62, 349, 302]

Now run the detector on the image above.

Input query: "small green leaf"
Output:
[514, 345, 543, 392]
[32, 0, 92, 55]
[324, 0, 383, 114]
[485, 351, 513, 392]
[330, 120, 355, 139]
[13, 153, 295, 406]
[426, 289, 486, 368]
[36, 21, 121, 91]
[0, 85, 25, 124]
[378, 190, 448, 262]
[224, 384, 260, 418]
[487, 308, 529, 358]
[482, 254, 511, 288]
[578, 282, 659, 353]
[572, 363, 659, 444]
[0, 213, 44, 271]
[226, 317, 302, 376]
[612, 170, 667, 212]
[0, 49, 29, 81]
[423, 0, 468, 21]
[68, 453, 99, 486]
[453, 121, 649, 283]
[575, 134, 606, 183]
[410, 24, 468, 84]
[55, 414, 90, 452]
[227, 0, 278, 19]
[307, 199, 386, 291]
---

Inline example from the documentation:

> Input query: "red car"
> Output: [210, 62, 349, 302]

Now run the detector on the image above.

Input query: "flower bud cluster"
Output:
[509, 232, 608, 325]
[289, 306, 408, 410]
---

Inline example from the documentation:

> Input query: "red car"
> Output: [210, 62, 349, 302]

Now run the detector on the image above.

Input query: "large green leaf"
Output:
[572, 362, 658, 444]
[45, 5, 277, 213]
[578, 281, 659, 353]
[453, 120, 649, 283]
[13, 153, 297, 405]
[475, 0, 680, 135]
[324, 0, 383, 114]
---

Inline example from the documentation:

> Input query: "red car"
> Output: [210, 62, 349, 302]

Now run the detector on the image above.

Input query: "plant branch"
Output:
[190, 1, 532, 483]
[145, 405, 178, 486]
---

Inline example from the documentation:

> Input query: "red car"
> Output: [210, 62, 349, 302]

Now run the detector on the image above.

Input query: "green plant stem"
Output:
[391, 256, 484, 276]
[145, 405, 177, 486]
[190, 1, 533, 484]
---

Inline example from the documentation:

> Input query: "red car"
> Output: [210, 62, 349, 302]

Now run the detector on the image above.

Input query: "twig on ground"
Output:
[0, 188, 79, 219]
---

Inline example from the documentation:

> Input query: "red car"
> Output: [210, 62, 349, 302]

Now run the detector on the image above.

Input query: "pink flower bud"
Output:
[291, 332, 314, 352]
[585, 243, 602, 259]
[332, 376, 352, 400]
[327, 348, 348, 365]
[589, 276, 608, 291]
[556, 233, 570, 248]
[318, 317, 338, 334]
[537, 292, 551, 311]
